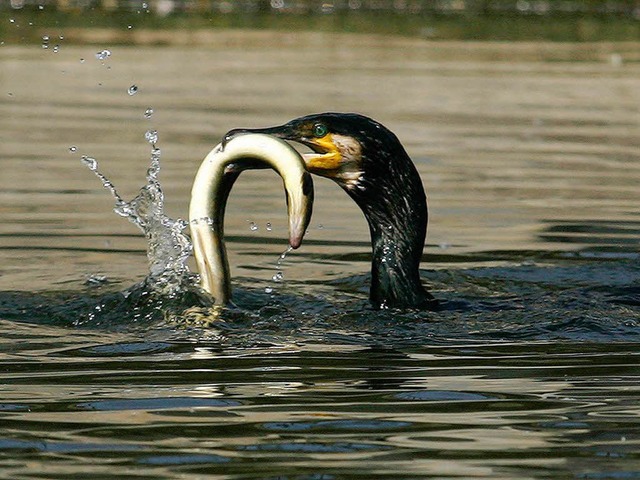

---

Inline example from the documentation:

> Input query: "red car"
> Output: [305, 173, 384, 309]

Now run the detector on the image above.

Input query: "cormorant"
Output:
[224, 113, 438, 310]
[190, 133, 313, 304]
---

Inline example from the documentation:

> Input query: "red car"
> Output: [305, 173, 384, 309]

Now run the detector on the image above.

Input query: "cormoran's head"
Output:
[224, 112, 436, 310]
[224, 113, 411, 200]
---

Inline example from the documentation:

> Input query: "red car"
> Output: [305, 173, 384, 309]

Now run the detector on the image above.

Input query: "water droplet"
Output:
[190, 216, 214, 228]
[9, 18, 15, 24]
[144, 107, 154, 119]
[69, 145, 77, 153]
[145, 129, 158, 145]
[80, 58, 85, 63]
[265, 222, 272, 231]
[272, 271, 284, 282]
[249, 222, 258, 232]
[127, 25, 133, 29]
[38, 4, 43, 9]
[127, 84, 138, 96]
[265, 286, 274, 294]
[59, 34, 64, 40]
[95, 49, 111, 61]
[317, 224, 324, 229]
[52, 44, 59, 53]
[81, 155, 97, 171]
[84, 274, 107, 286]
[41, 35, 49, 49]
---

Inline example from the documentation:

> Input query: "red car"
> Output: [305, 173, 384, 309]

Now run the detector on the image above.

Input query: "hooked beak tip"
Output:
[221, 128, 247, 149]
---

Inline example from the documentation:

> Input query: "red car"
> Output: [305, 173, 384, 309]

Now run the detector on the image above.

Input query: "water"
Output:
[80, 145, 195, 295]
[1, 35, 639, 478]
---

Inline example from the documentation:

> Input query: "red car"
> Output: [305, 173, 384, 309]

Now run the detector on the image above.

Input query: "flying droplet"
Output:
[95, 49, 111, 61]
[144, 107, 154, 119]
[69, 145, 77, 153]
[249, 222, 258, 232]
[41, 35, 49, 49]
[84, 274, 107, 286]
[59, 34, 64, 40]
[272, 271, 284, 282]
[265, 286, 274, 294]
[266, 222, 272, 231]
[52, 44, 60, 53]
[127, 84, 138, 96]
[81, 155, 97, 171]
[80, 58, 85, 63]
[144, 129, 158, 145]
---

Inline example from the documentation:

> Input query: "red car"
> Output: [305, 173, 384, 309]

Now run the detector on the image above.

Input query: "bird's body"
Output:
[225, 113, 437, 310]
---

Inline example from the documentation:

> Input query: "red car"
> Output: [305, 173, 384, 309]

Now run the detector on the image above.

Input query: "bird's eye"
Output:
[312, 123, 328, 138]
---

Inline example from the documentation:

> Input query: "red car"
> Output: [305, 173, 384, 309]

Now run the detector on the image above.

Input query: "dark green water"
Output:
[0, 36, 639, 478]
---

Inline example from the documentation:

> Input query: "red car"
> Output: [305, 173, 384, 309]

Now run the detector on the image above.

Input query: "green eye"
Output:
[312, 123, 328, 138]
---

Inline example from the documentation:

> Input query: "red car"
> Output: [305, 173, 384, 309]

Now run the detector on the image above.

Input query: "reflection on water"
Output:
[0, 35, 639, 478]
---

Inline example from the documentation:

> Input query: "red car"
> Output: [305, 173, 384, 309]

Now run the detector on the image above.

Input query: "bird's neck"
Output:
[352, 167, 435, 309]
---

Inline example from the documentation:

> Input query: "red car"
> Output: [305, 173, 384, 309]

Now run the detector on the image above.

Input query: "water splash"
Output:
[264, 246, 293, 295]
[82, 145, 197, 298]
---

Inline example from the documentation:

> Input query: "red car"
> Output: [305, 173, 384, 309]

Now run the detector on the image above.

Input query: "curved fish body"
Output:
[189, 133, 314, 304]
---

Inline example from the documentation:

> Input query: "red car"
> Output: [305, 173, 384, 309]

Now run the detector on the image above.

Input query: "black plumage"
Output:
[224, 113, 437, 310]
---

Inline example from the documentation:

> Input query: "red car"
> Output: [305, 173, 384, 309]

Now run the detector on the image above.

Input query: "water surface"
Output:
[0, 35, 639, 479]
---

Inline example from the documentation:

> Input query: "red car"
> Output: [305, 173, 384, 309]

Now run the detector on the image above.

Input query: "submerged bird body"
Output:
[225, 113, 437, 310]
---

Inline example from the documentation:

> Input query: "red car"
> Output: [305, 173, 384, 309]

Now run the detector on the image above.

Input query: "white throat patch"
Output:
[332, 134, 364, 190]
